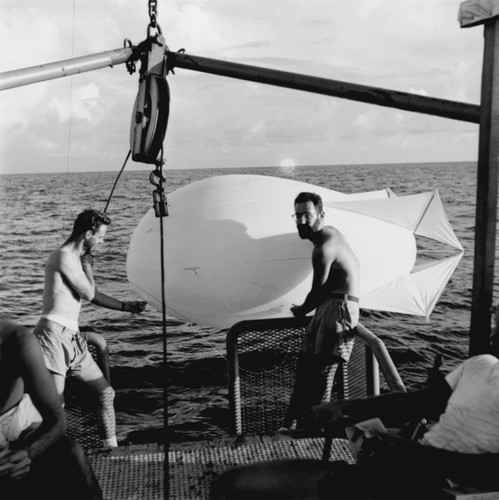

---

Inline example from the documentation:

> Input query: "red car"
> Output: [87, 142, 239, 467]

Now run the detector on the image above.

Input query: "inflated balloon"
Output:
[127, 175, 460, 328]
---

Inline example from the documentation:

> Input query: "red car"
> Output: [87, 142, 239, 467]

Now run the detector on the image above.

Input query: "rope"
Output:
[103, 150, 131, 213]
[61, 0, 77, 241]
[155, 154, 169, 500]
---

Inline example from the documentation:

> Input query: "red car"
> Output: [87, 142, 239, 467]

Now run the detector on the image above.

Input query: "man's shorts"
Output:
[301, 295, 360, 363]
[0, 394, 42, 449]
[34, 317, 96, 377]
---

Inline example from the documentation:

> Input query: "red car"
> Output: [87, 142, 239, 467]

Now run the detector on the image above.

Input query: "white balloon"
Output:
[127, 175, 416, 328]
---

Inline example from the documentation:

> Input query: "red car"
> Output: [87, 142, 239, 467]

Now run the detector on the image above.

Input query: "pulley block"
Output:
[130, 34, 170, 164]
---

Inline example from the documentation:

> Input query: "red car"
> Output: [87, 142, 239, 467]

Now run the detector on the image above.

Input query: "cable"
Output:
[155, 157, 169, 500]
[61, 0, 77, 240]
[103, 150, 131, 213]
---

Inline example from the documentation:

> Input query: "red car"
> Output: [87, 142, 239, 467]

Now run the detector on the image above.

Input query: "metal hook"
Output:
[149, 169, 166, 188]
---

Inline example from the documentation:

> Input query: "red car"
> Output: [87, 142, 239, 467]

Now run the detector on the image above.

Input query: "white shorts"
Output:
[34, 317, 96, 377]
[0, 394, 42, 449]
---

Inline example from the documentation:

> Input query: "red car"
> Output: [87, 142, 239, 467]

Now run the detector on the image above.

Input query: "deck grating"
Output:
[88, 437, 355, 500]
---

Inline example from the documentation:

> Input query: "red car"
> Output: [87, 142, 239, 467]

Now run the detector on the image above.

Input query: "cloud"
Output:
[49, 83, 101, 123]
[0, 0, 484, 174]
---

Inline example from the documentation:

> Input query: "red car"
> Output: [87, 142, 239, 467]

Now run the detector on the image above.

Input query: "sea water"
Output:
[0, 161, 495, 442]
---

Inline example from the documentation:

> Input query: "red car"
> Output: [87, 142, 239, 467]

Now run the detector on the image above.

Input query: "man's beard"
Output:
[297, 224, 314, 239]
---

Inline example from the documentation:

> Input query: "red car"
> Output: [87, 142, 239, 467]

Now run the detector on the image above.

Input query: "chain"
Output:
[148, 0, 158, 28]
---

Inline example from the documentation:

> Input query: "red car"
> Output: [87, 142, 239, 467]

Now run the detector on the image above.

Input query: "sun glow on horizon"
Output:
[278, 158, 297, 173]
[279, 158, 296, 167]
[279, 158, 296, 173]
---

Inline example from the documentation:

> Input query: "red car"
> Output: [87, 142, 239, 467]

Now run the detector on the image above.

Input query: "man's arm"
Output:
[292, 246, 332, 317]
[0, 322, 65, 480]
[306, 377, 452, 431]
[81, 252, 146, 313]
[14, 327, 66, 459]
[55, 251, 95, 301]
[91, 289, 147, 314]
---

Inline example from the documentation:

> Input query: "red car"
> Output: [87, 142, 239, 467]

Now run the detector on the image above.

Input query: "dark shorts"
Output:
[301, 296, 359, 363]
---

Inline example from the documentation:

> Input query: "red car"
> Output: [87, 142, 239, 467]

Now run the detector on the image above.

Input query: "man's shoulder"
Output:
[447, 354, 498, 386]
[48, 247, 79, 266]
[318, 226, 339, 243]
[461, 354, 498, 369]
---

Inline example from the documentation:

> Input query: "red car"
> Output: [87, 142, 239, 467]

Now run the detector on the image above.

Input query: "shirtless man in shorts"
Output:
[281, 192, 360, 430]
[34, 209, 146, 449]
[0, 319, 102, 499]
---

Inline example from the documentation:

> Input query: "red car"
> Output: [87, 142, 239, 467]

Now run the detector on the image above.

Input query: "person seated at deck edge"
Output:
[282, 192, 360, 431]
[0, 319, 102, 499]
[211, 352, 499, 499]
[33, 208, 147, 449]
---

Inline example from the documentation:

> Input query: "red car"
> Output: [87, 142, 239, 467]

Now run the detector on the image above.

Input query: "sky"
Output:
[0, 0, 486, 175]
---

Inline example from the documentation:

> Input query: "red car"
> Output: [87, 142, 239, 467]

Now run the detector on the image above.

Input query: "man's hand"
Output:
[81, 251, 94, 268]
[291, 304, 305, 317]
[0, 449, 31, 480]
[122, 301, 147, 314]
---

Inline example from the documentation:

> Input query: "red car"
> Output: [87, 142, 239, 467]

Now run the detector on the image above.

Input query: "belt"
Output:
[329, 293, 359, 303]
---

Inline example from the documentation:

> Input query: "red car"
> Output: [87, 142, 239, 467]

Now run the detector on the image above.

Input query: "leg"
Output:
[283, 353, 329, 429]
[27, 436, 103, 500]
[75, 360, 116, 448]
[3, 437, 103, 500]
[210, 459, 361, 500]
[51, 372, 67, 401]
[58, 437, 103, 500]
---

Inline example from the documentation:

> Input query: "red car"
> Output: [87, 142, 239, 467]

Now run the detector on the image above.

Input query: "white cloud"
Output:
[49, 83, 100, 123]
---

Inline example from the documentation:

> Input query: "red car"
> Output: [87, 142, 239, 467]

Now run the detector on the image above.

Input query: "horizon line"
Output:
[0, 159, 478, 176]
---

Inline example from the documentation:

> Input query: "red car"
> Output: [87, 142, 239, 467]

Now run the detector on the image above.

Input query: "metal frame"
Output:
[226, 318, 405, 435]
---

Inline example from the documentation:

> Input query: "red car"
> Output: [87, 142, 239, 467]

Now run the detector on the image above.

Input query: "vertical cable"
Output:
[156, 159, 169, 500]
[62, 0, 77, 240]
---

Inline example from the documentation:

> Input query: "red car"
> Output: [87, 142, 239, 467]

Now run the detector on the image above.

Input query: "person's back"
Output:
[421, 354, 499, 453]
[320, 225, 360, 297]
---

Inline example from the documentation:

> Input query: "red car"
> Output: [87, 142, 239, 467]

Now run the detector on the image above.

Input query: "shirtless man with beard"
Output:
[281, 192, 360, 431]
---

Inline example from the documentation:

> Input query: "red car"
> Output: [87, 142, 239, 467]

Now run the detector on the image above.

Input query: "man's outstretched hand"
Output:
[122, 301, 147, 314]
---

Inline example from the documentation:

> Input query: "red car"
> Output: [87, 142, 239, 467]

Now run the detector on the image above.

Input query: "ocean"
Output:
[0, 161, 492, 443]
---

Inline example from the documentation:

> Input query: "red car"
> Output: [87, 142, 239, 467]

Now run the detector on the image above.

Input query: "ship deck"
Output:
[87, 435, 498, 500]
[88, 434, 353, 500]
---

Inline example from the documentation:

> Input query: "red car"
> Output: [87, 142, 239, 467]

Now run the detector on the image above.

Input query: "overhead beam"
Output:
[0, 48, 133, 91]
[0, 46, 480, 124]
[168, 51, 481, 124]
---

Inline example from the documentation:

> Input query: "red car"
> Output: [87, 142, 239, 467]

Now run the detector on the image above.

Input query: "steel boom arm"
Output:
[0, 47, 480, 124]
